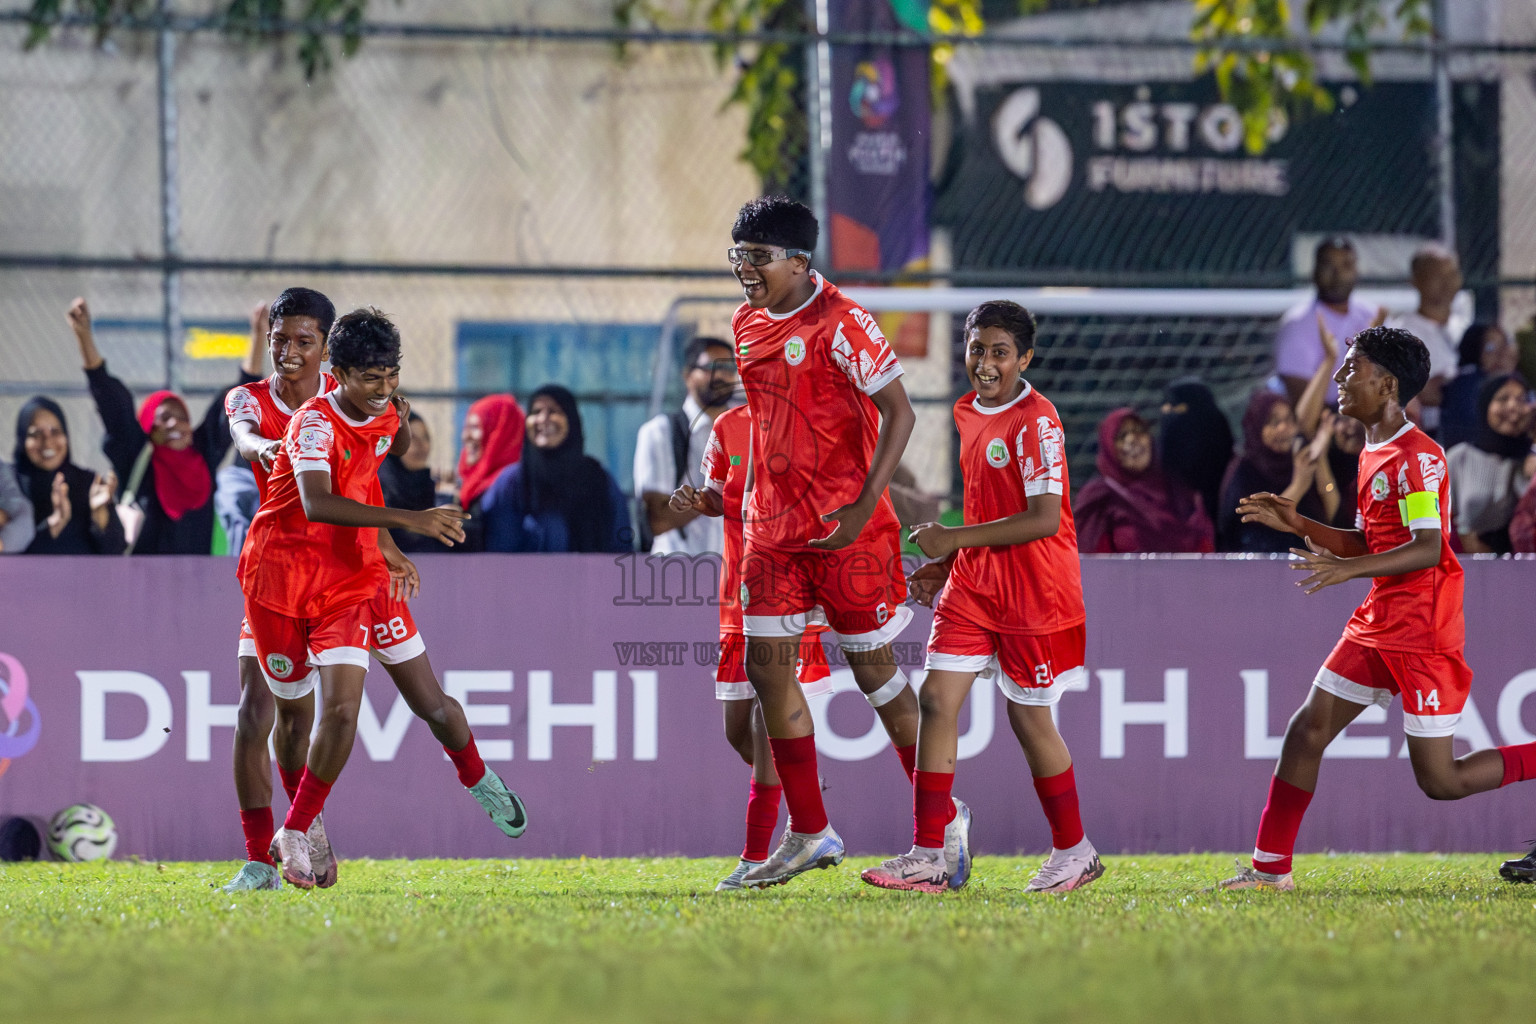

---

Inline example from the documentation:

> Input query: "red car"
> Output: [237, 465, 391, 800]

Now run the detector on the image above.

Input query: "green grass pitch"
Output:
[3, 854, 1533, 1023]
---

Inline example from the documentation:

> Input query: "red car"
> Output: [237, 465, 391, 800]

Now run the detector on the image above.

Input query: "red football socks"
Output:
[278, 766, 304, 802]
[240, 807, 276, 865]
[1252, 775, 1313, 875]
[913, 770, 957, 849]
[742, 779, 783, 862]
[894, 743, 917, 782]
[768, 735, 829, 835]
[281, 768, 334, 834]
[446, 735, 488, 788]
[1033, 765, 1086, 851]
[1499, 742, 1536, 787]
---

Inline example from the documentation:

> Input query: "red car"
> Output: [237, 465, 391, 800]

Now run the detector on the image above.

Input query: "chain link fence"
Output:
[3, 8, 1535, 508]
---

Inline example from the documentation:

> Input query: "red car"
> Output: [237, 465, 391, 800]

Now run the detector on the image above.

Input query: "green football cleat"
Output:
[468, 768, 529, 838]
[220, 860, 282, 893]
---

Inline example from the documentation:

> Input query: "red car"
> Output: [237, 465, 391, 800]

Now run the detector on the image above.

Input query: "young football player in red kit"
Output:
[238, 307, 526, 890]
[669, 401, 835, 891]
[1221, 325, 1536, 891]
[221, 294, 530, 893]
[724, 195, 970, 890]
[862, 301, 1104, 894]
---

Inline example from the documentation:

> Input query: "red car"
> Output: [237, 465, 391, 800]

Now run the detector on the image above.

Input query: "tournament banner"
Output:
[935, 78, 1499, 280]
[1, 555, 1533, 860]
[827, 0, 931, 355]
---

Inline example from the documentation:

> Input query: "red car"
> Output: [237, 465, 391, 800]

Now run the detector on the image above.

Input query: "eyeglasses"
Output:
[692, 359, 738, 376]
[727, 246, 811, 267]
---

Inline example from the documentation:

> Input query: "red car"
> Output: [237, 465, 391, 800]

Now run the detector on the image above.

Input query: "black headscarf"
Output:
[1158, 377, 1234, 527]
[518, 384, 615, 553]
[13, 396, 97, 528]
[1473, 373, 1531, 461]
[379, 414, 437, 513]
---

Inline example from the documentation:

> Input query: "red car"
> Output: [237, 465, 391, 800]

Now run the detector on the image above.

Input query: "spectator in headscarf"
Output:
[1216, 390, 1330, 553]
[68, 298, 241, 554]
[12, 395, 125, 555]
[1441, 323, 1519, 452]
[1158, 377, 1234, 533]
[381, 410, 450, 554]
[452, 394, 525, 552]
[479, 384, 631, 553]
[1074, 408, 1213, 554]
[1447, 373, 1534, 554]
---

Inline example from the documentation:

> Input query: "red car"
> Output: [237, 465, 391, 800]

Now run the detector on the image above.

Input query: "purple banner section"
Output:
[1, 555, 1534, 860]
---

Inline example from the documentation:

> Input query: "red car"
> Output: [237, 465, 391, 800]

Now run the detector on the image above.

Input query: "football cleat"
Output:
[468, 768, 529, 838]
[1025, 840, 1106, 893]
[742, 827, 845, 888]
[219, 860, 282, 893]
[715, 858, 765, 891]
[307, 812, 337, 889]
[1498, 846, 1536, 883]
[269, 827, 316, 890]
[944, 797, 973, 891]
[1213, 857, 1295, 892]
[860, 849, 950, 893]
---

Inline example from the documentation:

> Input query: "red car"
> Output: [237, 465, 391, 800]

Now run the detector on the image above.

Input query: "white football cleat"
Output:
[307, 812, 337, 889]
[1024, 839, 1105, 893]
[860, 848, 950, 893]
[1214, 858, 1295, 892]
[742, 827, 844, 888]
[944, 798, 973, 891]
[269, 827, 315, 890]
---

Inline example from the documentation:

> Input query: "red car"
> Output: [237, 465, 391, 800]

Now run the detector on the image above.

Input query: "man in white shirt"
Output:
[632, 336, 737, 555]
[1386, 243, 1469, 438]
[1274, 236, 1380, 407]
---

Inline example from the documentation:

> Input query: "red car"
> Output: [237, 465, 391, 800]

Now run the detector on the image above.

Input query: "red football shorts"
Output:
[715, 630, 834, 701]
[243, 598, 370, 700]
[239, 588, 425, 670]
[739, 525, 912, 650]
[1313, 636, 1471, 738]
[925, 607, 1087, 707]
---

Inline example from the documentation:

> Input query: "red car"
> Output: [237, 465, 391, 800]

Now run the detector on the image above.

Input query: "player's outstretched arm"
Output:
[377, 527, 421, 600]
[296, 470, 468, 545]
[1237, 491, 1367, 558]
[811, 377, 916, 551]
[668, 484, 723, 518]
[908, 493, 1064, 562]
[1289, 529, 1440, 594]
[230, 420, 283, 471]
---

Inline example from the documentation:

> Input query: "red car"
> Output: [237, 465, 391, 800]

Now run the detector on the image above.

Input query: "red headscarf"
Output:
[457, 394, 526, 509]
[137, 390, 212, 521]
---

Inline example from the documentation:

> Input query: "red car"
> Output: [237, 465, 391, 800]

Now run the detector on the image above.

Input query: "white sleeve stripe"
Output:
[1023, 480, 1063, 497]
[705, 479, 725, 494]
[859, 365, 904, 396]
[228, 411, 261, 427]
[1406, 517, 1441, 531]
[291, 459, 332, 475]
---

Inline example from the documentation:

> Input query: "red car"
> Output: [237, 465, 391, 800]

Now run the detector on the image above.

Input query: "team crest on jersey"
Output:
[985, 437, 1009, 468]
[1370, 470, 1390, 502]
[784, 336, 807, 366]
[375, 435, 392, 457]
[265, 653, 293, 678]
[739, 582, 750, 607]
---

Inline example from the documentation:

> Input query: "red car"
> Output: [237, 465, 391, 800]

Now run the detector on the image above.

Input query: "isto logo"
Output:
[992, 88, 1072, 211]
[0, 652, 42, 778]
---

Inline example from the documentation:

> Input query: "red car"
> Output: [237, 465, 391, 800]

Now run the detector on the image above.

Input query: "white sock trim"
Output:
[864, 667, 909, 708]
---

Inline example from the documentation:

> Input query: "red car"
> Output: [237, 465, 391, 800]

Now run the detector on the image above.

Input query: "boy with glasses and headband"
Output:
[724, 195, 971, 889]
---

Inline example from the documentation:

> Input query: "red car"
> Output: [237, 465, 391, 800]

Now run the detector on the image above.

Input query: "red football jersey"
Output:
[238, 393, 398, 619]
[701, 405, 752, 633]
[225, 372, 338, 502]
[935, 383, 1085, 635]
[1342, 421, 1464, 653]
[731, 272, 903, 551]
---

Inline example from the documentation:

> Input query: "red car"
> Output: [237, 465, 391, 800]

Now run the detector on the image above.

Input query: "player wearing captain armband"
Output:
[1218, 326, 1536, 892]
[723, 196, 970, 889]
[670, 401, 835, 891]
[862, 301, 1103, 895]
[236, 307, 527, 892]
